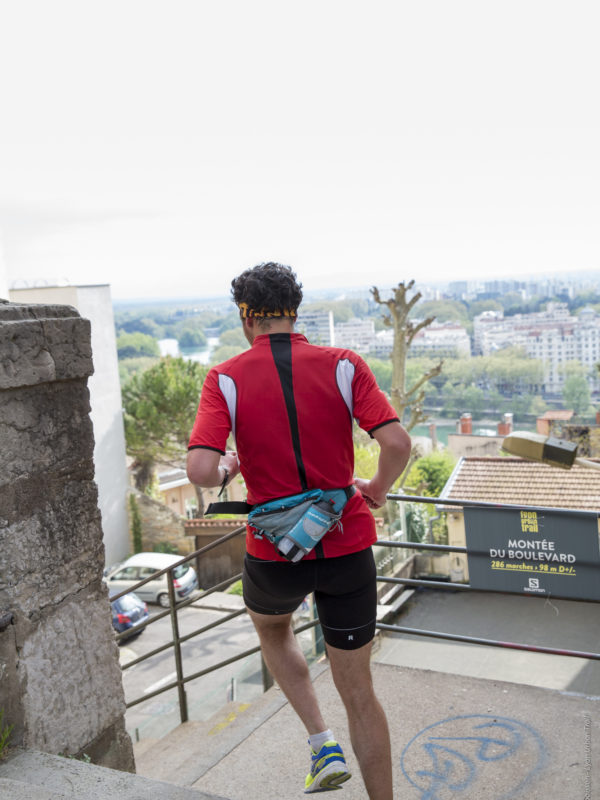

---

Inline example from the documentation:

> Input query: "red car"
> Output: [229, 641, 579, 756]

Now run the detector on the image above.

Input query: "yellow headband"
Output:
[238, 302, 297, 319]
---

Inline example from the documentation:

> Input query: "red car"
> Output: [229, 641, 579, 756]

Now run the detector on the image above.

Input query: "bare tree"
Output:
[371, 280, 443, 432]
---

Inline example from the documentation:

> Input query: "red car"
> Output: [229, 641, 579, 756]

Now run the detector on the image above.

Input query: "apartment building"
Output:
[369, 329, 394, 358]
[295, 309, 335, 345]
[334, 318, 375, 352]
[410, 322, 471, 358]
[474, 302, 600, 393]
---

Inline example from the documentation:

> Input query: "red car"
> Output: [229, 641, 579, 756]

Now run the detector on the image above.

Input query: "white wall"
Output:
[9, 285, 130, 566]
[0, 234, 8, 299]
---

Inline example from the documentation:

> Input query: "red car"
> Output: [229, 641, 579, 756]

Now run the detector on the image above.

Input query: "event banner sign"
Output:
[464, 506, 600, 601]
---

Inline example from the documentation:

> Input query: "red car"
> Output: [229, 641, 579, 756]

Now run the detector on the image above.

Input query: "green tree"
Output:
[354, 444, 379, 481]
[411, 299, 469, 325]
[462, 385, 486, 419]
[511, 393, 533, 420]
[365, 358, 393, 393]
[129, 494, 143, 553]
[562, 362, 591, 416]
[531, 396, 548, 417]
[117, 332, 160, 359]
[211, 344, 245, 363]
[406, 451, 456, 497]
[123, 357, 207, 508]
[178, 327, 207, 349]
[219, 328, 249, 348]
[118, 316, 164, 338]
[467, 299, 503, 320]
[118, 356, 160, 386]
[217, 310, 242, 332]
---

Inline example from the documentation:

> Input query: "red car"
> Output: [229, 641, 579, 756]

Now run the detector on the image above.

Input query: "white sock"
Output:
[309, 729, 335, 752]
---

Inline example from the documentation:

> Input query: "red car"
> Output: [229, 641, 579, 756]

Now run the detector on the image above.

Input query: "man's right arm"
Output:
[354, 421, 411, 508]
[187, 448, 239, 489]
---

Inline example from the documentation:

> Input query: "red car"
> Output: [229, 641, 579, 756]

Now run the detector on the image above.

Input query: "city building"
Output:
[333, 317, 375, 352]
[295, 309, 335, 345]
[409, 321, 471, 358]
[9, 284, 130, 566]
[369, 329, 394, 358]
[473, 302, 600, 393]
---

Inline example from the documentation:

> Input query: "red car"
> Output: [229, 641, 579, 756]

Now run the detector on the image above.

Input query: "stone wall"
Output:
[130, 490, 190, 556]
[0, 300, 134, 771]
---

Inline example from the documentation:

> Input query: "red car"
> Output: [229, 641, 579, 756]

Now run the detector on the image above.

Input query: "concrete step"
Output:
[0, 748, 230, 800]
[134, 694, 289, 787]
[134, 664, 329, 788]
[133, 720, 208, 781]
[131, 735, 160, 760]
[0, 777, 69, 800]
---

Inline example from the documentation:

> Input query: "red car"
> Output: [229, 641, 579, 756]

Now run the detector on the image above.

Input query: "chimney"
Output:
[429, 422, 438, 449]
[459, 413, 472, 435]
[497, 412, 513, 436]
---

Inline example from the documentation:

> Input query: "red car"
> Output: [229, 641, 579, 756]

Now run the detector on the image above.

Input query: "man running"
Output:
[187, 262, 410, 798]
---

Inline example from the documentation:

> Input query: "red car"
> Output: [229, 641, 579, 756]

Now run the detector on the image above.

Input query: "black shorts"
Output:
[242, 548, 377, 650]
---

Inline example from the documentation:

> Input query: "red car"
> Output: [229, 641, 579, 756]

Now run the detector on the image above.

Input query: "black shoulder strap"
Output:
[205, 500, 253, 516]
[207, 486, 354, 517]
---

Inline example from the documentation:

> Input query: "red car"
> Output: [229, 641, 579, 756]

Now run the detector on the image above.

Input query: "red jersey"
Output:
[188, 332, 398, 560]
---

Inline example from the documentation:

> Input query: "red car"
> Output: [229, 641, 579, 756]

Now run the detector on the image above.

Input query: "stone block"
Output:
[0, 479, 105, 618]
[73, 716, 135, 773]
[20, 583, 125, 756]
[0, 381, 94, 487]
[0, 304, 92, 390]
[0, 617, 24, 746]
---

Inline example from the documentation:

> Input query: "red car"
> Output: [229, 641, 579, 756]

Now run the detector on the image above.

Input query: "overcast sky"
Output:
[1, 1, 599, 300]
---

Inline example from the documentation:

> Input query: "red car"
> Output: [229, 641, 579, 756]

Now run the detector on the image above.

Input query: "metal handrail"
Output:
[110, 526, 246, 603]
[115, 571, 244, 643]
[388, 492, 599, 518]
[116, 494, 600, 731]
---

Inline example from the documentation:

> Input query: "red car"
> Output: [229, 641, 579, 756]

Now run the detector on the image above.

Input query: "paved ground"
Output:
[375, 587, 600, 696]
[188, 588, 599, 799]
[192, 662, 598, 799]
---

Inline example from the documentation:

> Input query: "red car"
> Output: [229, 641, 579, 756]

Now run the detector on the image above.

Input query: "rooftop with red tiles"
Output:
[441, 456, 600, 512]
[537, 410, 574, 421]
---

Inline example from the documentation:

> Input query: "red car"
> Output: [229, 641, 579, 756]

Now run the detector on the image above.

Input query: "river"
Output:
[158, 337, 220, 364]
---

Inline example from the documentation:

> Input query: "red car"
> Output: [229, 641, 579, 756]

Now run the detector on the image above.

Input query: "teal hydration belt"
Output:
[206, 486, 355, 562]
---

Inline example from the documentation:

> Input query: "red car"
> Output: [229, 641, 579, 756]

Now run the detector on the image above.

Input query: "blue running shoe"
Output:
[304, 740, 351, 793]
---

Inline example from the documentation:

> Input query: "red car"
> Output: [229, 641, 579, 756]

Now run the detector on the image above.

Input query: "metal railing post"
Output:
[167, 567, 189, 723]
[261, 654, 274, 692]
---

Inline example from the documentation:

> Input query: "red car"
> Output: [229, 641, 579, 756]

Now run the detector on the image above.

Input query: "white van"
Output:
[105, 552, 199, 607]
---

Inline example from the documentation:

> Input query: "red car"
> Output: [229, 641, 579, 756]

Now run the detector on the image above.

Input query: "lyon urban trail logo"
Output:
[401, 714, 547, 799]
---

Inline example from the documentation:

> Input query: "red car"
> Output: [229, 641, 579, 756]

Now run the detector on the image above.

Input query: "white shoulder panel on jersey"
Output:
[335, 358, 355, 419]
[218, 373, 237, 438]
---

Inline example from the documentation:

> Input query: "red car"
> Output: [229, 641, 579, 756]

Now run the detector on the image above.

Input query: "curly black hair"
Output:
[231, 262, 303, 318]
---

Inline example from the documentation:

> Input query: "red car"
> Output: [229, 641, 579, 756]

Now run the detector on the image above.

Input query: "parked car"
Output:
[110, 591, 149, 640]
[105, 552, 199, 608]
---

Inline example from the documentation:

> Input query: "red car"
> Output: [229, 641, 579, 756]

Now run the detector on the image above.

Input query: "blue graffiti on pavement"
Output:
[401, 714, 547, 800]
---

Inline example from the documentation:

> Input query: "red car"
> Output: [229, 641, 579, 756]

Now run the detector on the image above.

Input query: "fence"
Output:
[113, 494, 600, 735]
